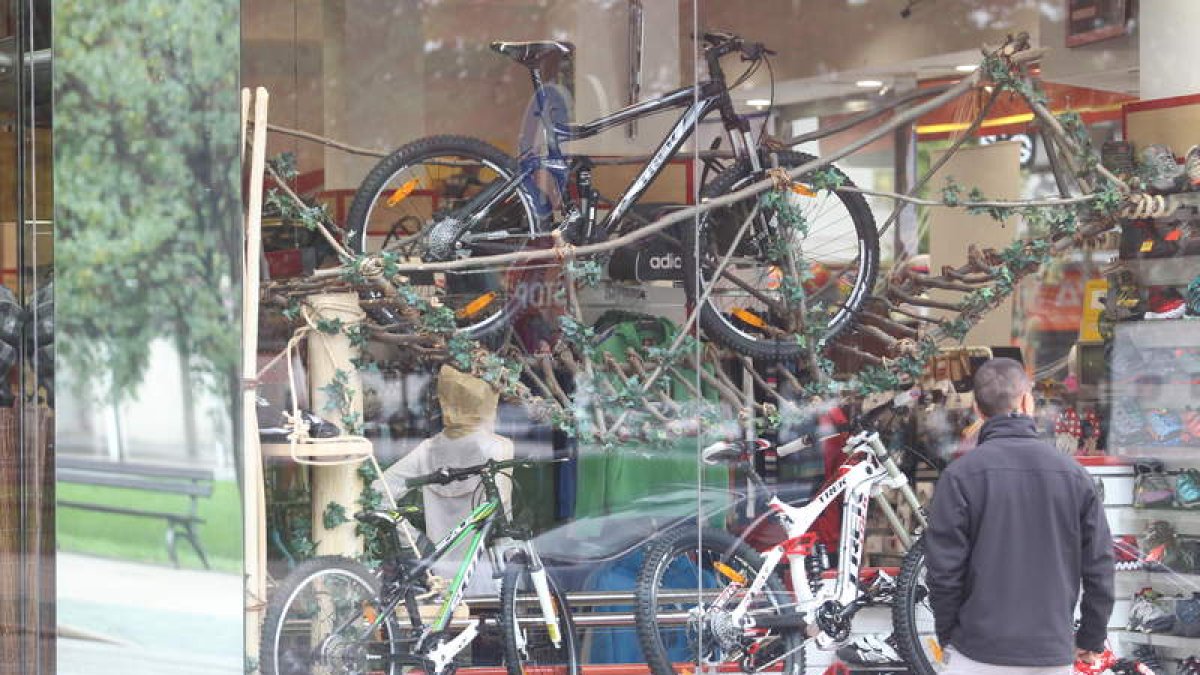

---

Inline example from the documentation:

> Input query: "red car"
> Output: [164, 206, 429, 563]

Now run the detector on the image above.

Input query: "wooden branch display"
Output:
[252, 33, 1138, 446]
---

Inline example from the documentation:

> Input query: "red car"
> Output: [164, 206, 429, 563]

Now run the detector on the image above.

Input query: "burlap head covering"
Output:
[437, 364, 499, 439]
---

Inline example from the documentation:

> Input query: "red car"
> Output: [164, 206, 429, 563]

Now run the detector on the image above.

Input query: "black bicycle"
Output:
[345, 31, 877, 362]
[260, 458, 578, 675]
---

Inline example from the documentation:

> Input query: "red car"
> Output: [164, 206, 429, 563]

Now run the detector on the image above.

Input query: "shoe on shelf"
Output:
[835, 634, 904, 667]
[1187, 274, 1200, 317]
[1141, 144, 1185, 194]
[1174, 592, 1200, 638]
[257, 396, 342, 441]
[1178, 469, 1200, 509]
[1128, 587, 1175, 633]
[1131, 644, 1165, 674]
[1186, 145, 1200, 189]
[1145, 287, 1187, 320]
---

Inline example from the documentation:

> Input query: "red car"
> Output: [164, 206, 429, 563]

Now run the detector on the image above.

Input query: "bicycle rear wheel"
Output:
[634, 528, 805, 675]
[683, 151, 878, 362]
[261, 555, 409, 675]
[500, 559, 580, 675]
[892, 538, 944, 674]
[345, 135, 539, 341]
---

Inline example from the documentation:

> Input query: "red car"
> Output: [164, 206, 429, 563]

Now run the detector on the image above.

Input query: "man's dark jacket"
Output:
[925, 414, 1114, 667]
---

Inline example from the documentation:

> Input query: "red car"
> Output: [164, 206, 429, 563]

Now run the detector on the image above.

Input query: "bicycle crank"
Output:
[814, 600, 853, 645]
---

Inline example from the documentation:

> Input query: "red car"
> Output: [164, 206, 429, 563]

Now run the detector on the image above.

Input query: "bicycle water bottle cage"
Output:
[489, 41, 575, 70]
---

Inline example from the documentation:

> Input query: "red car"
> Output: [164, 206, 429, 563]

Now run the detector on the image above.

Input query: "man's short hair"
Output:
[973, 357, 1031, 418]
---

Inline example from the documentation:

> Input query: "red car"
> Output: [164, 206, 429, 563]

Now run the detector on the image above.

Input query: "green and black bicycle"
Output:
[260, 458, 579, 675]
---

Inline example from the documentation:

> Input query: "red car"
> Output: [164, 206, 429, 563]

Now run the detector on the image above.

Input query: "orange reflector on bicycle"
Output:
[713, 561, 746, 585]
[362, 602, 378, 624]
[791, 183, 816, 197]
[732, 307, 768, 330]
[765, 266, 783, 290]
[927, 637, 944, 663]
[386, 179, 420, 207]
[456, 292, 497, 319]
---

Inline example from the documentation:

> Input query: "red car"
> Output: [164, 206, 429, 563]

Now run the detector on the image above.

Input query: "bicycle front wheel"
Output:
[260, 555, 406, 675]
[345, 135, 539, 341]
[500, 559, 580, 675]
[683, 151, 878, 362]
[892, 537, 944, 675]
[634, 528, 805, 675]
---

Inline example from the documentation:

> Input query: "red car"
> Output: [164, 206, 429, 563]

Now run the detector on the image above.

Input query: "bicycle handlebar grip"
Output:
[406, 468, 447, 487]
[739, 42, 773, 60]
[702, 31, 736, 45]
[701, 441, 736, 465]
[776, 435, 813, 458]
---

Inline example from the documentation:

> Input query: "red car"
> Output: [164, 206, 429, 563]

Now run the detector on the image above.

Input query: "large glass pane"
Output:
[52, 0, 243, 672]
[242, 2, 1200, 675]
[243, 2, 710, 673]
[0, 0, 54, 672]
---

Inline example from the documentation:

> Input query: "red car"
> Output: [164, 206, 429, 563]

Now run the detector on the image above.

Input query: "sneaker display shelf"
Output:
[1092, 178, 1200, 667]
[1103, 290, 1200, 666]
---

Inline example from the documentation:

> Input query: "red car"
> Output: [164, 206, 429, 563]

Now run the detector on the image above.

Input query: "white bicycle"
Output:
[633, 408, 931, 675]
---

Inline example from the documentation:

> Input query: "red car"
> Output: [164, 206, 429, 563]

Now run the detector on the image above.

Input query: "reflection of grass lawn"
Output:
[56, 480, 242, 573]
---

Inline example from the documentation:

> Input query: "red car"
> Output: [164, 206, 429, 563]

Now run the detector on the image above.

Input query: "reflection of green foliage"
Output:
[54, 0, 240, 400]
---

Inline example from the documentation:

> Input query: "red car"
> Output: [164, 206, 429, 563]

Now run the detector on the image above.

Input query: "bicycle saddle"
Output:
[490, 40, 574, 68]
[701, 436, 813, 465]
[355, 506, 420, 529]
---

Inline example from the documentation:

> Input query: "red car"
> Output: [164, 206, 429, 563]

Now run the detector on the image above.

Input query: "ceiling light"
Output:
[746, 99, 771, 107]
[855, 79, 883, 88]
[955, 64, 978, 73]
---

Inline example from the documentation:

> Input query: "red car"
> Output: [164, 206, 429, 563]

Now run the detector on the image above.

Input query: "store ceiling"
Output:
[724, 1, 1139, 111]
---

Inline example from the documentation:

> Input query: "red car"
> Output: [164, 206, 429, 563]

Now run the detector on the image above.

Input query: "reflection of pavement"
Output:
[57, 553, 241, 674]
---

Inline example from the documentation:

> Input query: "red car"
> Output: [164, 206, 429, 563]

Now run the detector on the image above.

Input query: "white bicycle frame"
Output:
[713, 430, 927, 647]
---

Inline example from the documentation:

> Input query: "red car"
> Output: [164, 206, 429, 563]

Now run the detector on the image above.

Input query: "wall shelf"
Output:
[1113, 319, 1200, 349]
[1112, 629, 1200, 650]
[1123, 256, 1200, 287]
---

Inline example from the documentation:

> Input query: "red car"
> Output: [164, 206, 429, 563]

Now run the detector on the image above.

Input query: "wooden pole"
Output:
[307, 293, 366, 557]
[242, 86, 269, 664]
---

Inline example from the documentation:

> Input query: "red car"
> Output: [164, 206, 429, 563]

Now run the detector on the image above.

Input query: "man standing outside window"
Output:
[926, 357, 1114, 674]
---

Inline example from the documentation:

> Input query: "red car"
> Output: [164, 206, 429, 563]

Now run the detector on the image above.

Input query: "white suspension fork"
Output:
[522, 545, 563, 648]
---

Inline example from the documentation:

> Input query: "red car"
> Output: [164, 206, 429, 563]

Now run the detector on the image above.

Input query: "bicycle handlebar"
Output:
[405, 457, 567, 488]
[700, 31, 775, 61]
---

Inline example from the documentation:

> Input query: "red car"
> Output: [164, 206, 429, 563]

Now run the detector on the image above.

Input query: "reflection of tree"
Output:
[54, 0, 240, 403]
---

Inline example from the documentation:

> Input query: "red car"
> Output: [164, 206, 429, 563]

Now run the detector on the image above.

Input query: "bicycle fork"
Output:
[506, 540, 565, 651]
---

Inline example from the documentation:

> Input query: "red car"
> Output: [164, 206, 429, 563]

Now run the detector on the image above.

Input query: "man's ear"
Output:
[1019, 390, 1036, 415]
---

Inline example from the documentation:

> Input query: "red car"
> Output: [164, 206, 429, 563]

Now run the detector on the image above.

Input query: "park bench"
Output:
[56, 456, 215, 570]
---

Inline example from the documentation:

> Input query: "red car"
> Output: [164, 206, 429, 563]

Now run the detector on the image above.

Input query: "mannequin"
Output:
[374, 365, 514, 594]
